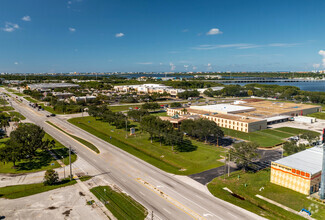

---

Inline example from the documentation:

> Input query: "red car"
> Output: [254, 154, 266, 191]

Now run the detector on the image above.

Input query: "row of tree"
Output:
[88, 106, 129, 129]
[0, 124, 55, 166]
[140, 115, 196, 152]
[180, 119, 224, 143]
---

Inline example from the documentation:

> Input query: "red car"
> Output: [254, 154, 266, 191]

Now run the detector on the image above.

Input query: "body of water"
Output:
[224, 81, 325, 92]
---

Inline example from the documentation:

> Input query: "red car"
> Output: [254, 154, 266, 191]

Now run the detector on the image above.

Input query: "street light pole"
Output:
[69, 146, 72, 180]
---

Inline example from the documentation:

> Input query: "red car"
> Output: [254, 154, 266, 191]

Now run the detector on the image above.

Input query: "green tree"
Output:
[127, 109, 149, 122]
[229, 142, 260, 171]
[170, 102, 182, 108]
[43, 169, 59, 185]
[9, 124, 51, 158]
[140, 115, 157, 143]
[142, 102, 160, 111]
[283, 141, 307, 156]
[300, 132, 319, 145]
[0, 144, 22, 167]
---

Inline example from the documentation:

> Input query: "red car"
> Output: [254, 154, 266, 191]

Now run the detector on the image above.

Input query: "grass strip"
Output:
[90, 186, 147, 220]
[68, 119, 182, 174]
[24, 96, 38, 103]
[13, 92, 24, 97]
[46, 121, 100, 154]
[208, 169, 325, 220]
[8, 111, 26, 120]
[0, 179, 77, 199]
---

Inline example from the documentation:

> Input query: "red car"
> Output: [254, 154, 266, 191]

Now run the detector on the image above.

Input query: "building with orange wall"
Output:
[271, 146, 323, 195]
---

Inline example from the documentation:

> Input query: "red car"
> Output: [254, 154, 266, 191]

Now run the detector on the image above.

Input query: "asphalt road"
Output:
[3, 90, 266, 220]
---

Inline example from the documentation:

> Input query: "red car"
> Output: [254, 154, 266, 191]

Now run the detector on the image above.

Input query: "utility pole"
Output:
[151, 211, 154, 220]
[228, 153, 231, 177]
[69, 146, 72, 180]
[125, 117, 128, 139]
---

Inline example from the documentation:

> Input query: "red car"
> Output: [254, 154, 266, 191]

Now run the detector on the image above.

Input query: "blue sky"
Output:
[0, 0, 324, 73]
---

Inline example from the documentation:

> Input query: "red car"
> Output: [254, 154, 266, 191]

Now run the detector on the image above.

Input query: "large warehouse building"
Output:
[167, 99, 321, 132]
[271, 146, 323, 195]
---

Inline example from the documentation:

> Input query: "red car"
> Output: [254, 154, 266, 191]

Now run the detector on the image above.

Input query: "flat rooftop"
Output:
[28, 83, 79, 89]
[189, 104, 255, 114]
[273, 146, 323, 175]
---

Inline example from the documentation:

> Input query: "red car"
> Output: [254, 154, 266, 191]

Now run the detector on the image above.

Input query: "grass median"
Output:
[90, 186, 147, 220]
[0, 178, 77, 199]
[68, 116, 226, 175]
[46, 121, 100, 154]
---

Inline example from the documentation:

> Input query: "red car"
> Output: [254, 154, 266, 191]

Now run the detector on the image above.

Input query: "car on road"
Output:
[50, 113, 56, 117]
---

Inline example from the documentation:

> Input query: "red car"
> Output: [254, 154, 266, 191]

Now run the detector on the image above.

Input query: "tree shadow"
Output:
[16, 151, 54, 171]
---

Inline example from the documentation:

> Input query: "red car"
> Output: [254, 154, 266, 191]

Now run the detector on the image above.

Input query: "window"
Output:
[296, 170, 300, 175]
[301, 172, 305, 176]
[306, 173, 310, 178]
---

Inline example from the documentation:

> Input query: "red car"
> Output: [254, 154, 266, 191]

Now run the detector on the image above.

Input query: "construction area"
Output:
[167, 99, 321, 133]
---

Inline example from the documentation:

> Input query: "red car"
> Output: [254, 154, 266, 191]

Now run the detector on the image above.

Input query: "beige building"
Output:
[271, 146, 323, 195]
[167, 100, 321, 133]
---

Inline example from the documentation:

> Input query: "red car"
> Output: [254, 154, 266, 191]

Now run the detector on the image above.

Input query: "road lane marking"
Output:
[227, 212, 239, 219]
[163, 208, 171, 214]
[136, 177, 206, 220]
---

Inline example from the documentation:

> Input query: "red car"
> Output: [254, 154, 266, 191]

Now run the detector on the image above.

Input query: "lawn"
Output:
[90, 186, 147, 220]
[8, 111, 26, 120]
[0, 106, 14, 111]
[46, 121, 100, 153]
[307, 112, 325, 120]
[24, 96, 38, 103]
[68, 116, 226, 175]
[0, 133, 76, 173]
[208, 169, 325, 220]
[0, 179, 77, 199]
[222, 127, 317, 148]
[13, 92, 24, 97]
[6, 88, 15, 93]
[150, 111, 168, 116]
[109, 104, 143, 112]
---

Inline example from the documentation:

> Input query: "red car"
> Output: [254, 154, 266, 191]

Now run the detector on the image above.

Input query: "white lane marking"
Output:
[163, 208, 171, 214]
[227, 212, 239, 219]
[203, 213, 213, 217]
[139, 191, 145, 196]
[157, 185, 163, 188]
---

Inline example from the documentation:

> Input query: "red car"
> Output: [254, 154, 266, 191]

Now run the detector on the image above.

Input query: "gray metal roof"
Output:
[28, 83, 79, 89]
[274, 146, 324, 175]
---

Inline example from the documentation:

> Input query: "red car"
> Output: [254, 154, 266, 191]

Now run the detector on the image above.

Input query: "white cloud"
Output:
[2, 22, 19, 32]
[22, 16, 31, 22]
[115, 33, 124, 38]
[14, 62, 19, 65]
[192, 42, 299, 50]
[319, 50, 325, 67]
[182, 29, 189, 32]
[206, 28, 223, 35]
[268, 43, 299, 47]
[69, 27, 76, 32]
[136, 62, 153, 65]
[313, 63, 320, 69]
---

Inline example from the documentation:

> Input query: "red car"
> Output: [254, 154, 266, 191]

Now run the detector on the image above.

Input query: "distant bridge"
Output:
[205, 79, 324, 83]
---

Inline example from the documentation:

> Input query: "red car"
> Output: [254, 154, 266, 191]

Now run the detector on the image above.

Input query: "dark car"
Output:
[50, 113, 56, 117]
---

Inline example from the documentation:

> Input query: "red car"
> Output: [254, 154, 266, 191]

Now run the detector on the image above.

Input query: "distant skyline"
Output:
[0, 0, 325, 73]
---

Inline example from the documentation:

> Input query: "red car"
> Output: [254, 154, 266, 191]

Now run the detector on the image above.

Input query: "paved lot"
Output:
[0, 180, 107, 220]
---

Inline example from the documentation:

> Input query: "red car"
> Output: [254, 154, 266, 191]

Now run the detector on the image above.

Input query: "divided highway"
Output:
[4, 89, 265, 220]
